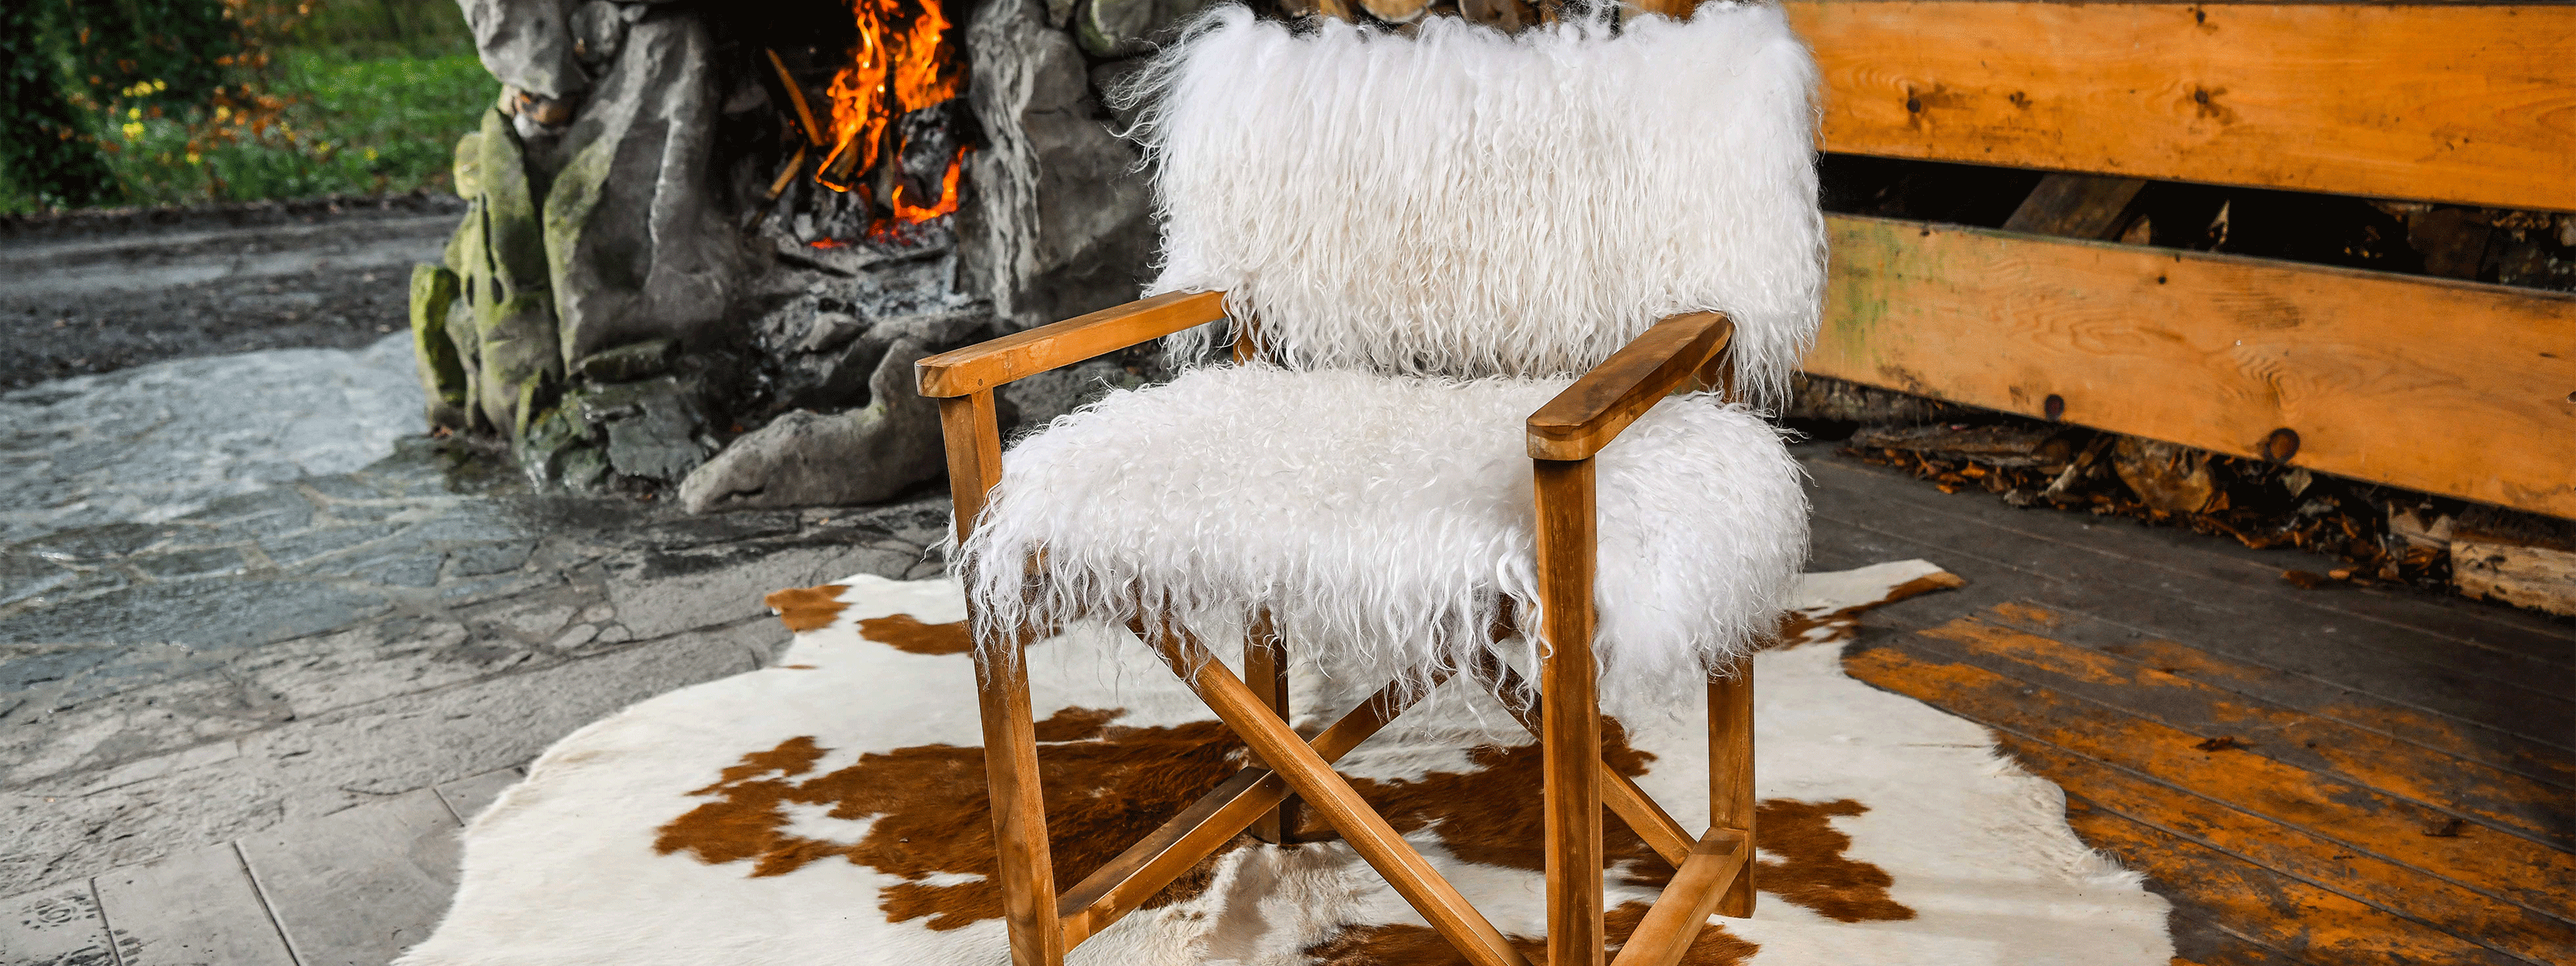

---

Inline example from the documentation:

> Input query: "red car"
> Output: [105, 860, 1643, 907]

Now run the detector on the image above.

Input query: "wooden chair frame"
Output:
[916, 291, 1757, 966]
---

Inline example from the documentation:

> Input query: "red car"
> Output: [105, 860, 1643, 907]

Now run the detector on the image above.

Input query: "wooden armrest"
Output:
[916, 291, 1228, 398]
[1525, 312, 1734, 461]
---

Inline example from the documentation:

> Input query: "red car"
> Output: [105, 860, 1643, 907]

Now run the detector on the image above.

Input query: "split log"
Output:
[2004, 174, 2148, 240]
[1360, 0, 1430, 23]
[1457, 0, 1529, 30]
[2110, 437, 2220, 514]
[2451, 506, 2576, 617]
[1848, 423, 2074, 469]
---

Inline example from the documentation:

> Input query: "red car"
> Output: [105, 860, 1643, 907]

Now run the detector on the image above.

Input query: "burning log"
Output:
[786, 0, 972, 242]
[765, 49, 827, 147]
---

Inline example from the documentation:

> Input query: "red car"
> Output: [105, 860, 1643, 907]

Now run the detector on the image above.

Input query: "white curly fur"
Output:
[958, 365, 1808, 712]
[1117, 3, 1826, 408]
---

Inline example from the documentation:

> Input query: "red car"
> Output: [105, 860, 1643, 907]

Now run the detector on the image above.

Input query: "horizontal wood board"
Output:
[1785, 2, 2576, 212]
[1806, 215, 2576, 519]
[1806, 451, 2576, 965]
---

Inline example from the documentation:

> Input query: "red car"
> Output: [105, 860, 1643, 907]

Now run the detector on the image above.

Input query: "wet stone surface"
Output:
[0, 349, 948, 897]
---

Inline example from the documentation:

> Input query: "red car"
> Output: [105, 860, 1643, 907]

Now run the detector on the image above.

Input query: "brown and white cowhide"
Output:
[398, 561, 2172, 965]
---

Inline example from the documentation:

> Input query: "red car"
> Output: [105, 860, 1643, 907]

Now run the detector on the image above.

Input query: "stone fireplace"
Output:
[412, 0, 1170, 511]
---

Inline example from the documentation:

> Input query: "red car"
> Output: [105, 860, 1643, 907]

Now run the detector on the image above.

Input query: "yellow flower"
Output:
[215, 105, 231, 122]
[127, 107, 141, 120]
[186, 151, 203, 165]
[122, 121, 145, 140]
[363, 147, 378, 161]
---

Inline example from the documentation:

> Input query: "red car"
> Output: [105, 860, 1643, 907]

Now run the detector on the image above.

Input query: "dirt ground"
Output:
[0, 192, 464, 392]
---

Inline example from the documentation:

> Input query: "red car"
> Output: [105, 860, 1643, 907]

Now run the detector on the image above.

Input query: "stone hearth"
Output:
[414, 0, 1181, 511]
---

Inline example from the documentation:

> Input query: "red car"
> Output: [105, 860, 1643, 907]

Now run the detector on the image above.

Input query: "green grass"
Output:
[83, 45, 497, 208]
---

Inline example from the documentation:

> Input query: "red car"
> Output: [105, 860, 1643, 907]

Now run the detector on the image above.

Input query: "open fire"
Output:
[789, 0, 969, 242]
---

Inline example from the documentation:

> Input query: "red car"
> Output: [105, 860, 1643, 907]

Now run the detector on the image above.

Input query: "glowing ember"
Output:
[815, 0, 968, 239]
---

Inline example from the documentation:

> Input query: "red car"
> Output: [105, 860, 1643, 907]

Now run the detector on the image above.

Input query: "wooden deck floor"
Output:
[9, 448, 2568, 966]
[1807, 450, 2576, 966]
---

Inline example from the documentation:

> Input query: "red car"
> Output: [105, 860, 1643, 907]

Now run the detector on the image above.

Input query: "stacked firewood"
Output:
[1835, 418, 2574, 615]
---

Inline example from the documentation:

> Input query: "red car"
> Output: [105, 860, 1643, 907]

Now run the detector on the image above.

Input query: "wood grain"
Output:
[1807, 215, 2576, 520]
[1244, 612, 1299, 844]
[1604, 831, 1749, 966]
[1056, 769, 1273, 948]
[235, 789, 461, 966]
[1534, 458, 1605, 965]
[973, 635, 1065, 966]
[938, 391, 1005, 539]
[2110, 635, 2576, 791]
[1707, 656, 1755, 918]
[1914, 609, 2576, 851]
[917, 291, 1227, 398]
[2003, 174, 2146, 239]
[1843, 642, 2576, 921]
[2010, 738, 2576, 966]
[2066, 799, 2532, 966]
[93, 844, 295, 966]
[1803, 448, 2576, 961]
[1137, 618, 1530, 966]
[1787, 2, 2576, 213]
[1527, 312, 1732, 460]
[1472, 649, 1696, 869]
[1806, 458, 2576, 723]
[1056, 663, 1447, 946]
[941, 387, 1063, 966]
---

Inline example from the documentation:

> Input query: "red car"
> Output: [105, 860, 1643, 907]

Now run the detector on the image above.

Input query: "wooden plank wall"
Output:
[1785, 2, 2576, 213]
[1806, 215, 2576, 520]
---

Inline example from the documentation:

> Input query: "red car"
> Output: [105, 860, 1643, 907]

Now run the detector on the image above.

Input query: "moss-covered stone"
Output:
[453, 107, 563, 434]
[407, 264, 470, 430]
[512, 400, 602, 489]
[574, 338, 679, 383]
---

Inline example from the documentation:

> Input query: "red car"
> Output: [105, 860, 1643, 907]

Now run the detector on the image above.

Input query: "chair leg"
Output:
[1244, 611, 1302, 844]
[939, 390, 1064, 963]
[1535, 458, 1605, 966]
[1710, 652, 1756, 918]
[975, 637, 1067, 966]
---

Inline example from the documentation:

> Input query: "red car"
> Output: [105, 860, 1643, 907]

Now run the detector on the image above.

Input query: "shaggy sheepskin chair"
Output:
[955, 2, 1823, 716]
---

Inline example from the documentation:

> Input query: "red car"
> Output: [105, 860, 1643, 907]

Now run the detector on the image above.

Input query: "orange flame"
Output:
[889, 147, 967, 223]
[815, 0, 968, 237]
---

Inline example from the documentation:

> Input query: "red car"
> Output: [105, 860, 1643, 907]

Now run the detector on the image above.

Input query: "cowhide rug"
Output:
[398, 560, 2172, 965]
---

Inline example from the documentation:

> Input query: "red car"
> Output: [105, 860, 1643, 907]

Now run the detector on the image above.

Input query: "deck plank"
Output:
[1809, 456, 2576, 680]
[2169, 911, 2322, 966]
[1807, 481, 2576, 747]
[1812, 511, 2576, 792]
[237, 788, 461, 966]
[2002, 737, 2576, 965]
[2102, 635, 2576, 793]
[0, 883, 119, 966]
[1842, 638, 2576, 921]
[2064, 798, 2530, 966]
[92, 844, 295, 966]
[1905, 607, 2575, 850]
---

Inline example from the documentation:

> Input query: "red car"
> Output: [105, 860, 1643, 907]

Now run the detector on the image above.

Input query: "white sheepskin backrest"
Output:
[1121, 3, 1826, 407]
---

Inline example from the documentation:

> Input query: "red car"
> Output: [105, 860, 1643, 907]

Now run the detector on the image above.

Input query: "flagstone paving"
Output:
[0, 344, 948, 909]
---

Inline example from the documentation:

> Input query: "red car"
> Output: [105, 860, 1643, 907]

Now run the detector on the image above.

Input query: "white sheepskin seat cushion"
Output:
[958, 365, 1808, 711]
[1122, 3, 1826, 407]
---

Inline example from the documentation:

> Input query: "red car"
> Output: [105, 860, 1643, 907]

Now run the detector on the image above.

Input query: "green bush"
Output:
[1, 0, 496, 213]
[99, 47, 495, 206]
